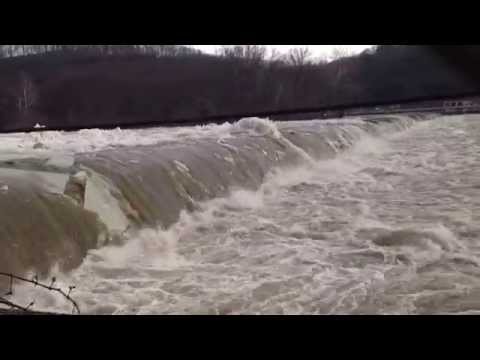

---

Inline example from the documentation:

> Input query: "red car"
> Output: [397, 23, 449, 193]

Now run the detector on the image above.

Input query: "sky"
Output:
[191, 45, 373, 60]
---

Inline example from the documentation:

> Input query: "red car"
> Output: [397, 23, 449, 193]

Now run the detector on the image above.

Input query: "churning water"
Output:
[3, 114, 480, 315]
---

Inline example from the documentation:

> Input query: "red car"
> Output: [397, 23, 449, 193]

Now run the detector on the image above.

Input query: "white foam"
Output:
[12, 114, 480, 315]
[0, 116, 387, 160]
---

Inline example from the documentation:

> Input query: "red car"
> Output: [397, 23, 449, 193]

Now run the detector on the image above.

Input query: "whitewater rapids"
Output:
[3, 114, 480, 315]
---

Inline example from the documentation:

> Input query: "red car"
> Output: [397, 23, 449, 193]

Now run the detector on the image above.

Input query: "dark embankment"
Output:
[0, 45, 478, 132]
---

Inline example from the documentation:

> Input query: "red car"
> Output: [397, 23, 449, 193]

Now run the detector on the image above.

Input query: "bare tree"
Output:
[283, 47, 313, 106]
[244, 45, 267, 64]
[268, 48, 286, 64]
[2, 45, 16, 57]
[0, 272, 80, 314]
[287, 47, 312, 67]
[218, 45, 267, 65]
[330, 47, 354, 61]
[216, 45, 242, 58]
[16, 72, 37, 113]
[328, 47, 357, 104]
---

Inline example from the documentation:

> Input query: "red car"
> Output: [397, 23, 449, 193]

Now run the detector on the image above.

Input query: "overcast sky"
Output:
[192, 45, 373, 59]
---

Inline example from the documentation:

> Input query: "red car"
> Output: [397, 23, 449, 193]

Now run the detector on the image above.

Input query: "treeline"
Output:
[0, 45, 477, 131]
[0, 45, 202, 58]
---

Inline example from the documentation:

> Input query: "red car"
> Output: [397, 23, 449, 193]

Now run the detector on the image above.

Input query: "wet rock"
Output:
[64, 171, 88, 206]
